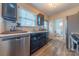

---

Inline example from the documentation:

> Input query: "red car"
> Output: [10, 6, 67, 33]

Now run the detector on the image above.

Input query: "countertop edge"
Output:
[0, 31, 48, 38]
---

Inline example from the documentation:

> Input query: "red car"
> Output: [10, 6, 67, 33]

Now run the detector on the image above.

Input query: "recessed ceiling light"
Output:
[48, 3, 56, 8]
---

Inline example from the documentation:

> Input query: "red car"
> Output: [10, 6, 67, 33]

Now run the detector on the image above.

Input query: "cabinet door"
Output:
[2, 3, 17, 21]
[39, 36, 45, 47]
[37, 14, 44, 26]
[31, 36, 39, 53]
[38, 33, 46, 48]
[37, 16, 41, 26]
[41, 16, 44, 25]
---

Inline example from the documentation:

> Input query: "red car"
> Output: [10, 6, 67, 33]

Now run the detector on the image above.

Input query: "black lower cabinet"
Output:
[30, 34, 39, 54]
[30, 32, 48, 55]
[31, 41, 39, 53]
[39, 34, 46, 47]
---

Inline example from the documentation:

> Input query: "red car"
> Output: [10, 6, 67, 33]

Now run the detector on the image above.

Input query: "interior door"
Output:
[54, 19, 64, 37]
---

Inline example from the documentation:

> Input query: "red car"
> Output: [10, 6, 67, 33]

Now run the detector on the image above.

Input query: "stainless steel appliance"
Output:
[0, 34, 30, 56]
[2, 3, 17, 22]
[66, 12, 79, 49]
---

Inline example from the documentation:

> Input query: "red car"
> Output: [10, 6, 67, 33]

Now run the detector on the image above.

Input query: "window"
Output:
[44, 20, 48, 30]
[18, 8, 36, 26]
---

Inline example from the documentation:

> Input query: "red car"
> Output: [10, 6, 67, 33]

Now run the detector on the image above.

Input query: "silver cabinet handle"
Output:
[33, 37, 36, 40]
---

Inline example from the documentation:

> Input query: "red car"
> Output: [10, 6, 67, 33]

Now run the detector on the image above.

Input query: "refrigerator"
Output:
[66, 12, 79, 50]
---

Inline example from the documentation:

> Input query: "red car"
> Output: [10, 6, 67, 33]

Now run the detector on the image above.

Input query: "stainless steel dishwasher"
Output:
[0, 34, 30, 56]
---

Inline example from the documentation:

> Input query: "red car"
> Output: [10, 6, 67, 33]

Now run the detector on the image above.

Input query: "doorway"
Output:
[54, 18, 66, 41]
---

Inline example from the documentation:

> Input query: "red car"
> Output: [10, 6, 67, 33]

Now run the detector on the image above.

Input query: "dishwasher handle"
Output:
[2, 34, 30, 41]
[2, 36, 23, 41]
[2, 37, 17, 41]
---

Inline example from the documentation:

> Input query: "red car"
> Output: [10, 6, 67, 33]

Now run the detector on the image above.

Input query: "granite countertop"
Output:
[0, 30, 48, 38]
[29, 31, 48, 33]
[0, 31, 29, 38]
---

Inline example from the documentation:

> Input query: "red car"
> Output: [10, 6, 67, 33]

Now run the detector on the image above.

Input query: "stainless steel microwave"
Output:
[2, 3, 17, 22]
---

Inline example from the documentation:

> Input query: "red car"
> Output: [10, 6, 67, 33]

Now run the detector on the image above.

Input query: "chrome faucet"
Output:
[10, 25, 16, 31]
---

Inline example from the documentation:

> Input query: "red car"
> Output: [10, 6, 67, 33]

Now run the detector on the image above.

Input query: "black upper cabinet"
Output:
[2, 3, 17, 22]
[37, 14, 44, 26]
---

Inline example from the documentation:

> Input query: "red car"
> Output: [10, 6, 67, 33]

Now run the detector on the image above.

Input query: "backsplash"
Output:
[4, 20, 17, 31]
[0, 18, 45, 32]
[0, 17, 17, 32]
[17, 26, 39, 32]
[3, 20, 40, 32]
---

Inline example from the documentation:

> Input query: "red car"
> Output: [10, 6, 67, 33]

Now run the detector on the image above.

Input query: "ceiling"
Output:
[30, 3, 79, 16]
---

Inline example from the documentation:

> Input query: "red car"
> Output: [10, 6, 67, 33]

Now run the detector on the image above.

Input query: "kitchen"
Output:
[0, 3, 79, 56]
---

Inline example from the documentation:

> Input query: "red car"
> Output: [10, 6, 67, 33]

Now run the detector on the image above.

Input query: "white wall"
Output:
[49, 6, 79, 19]
[48, 6, 79, 39]
[48, 19, 55, 39]
[0, 4, 5, 33]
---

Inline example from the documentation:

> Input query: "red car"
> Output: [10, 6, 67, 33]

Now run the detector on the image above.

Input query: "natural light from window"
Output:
[18, 8, 36, 26]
